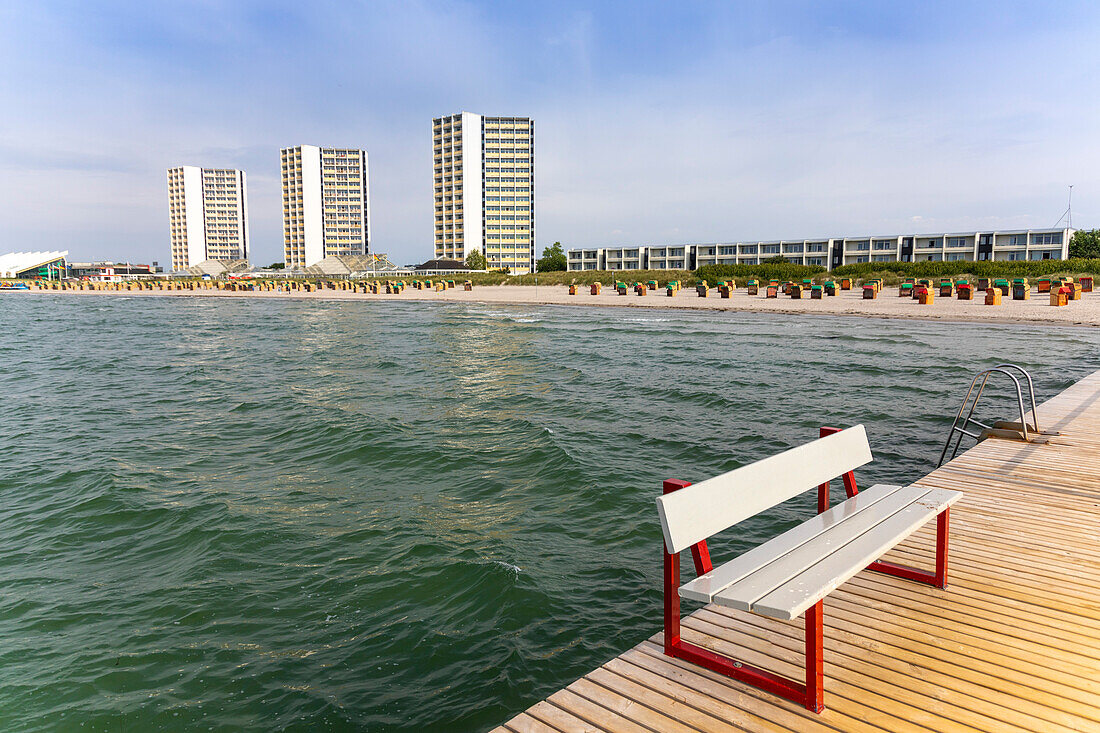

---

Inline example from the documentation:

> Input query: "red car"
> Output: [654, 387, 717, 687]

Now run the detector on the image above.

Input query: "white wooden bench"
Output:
[655, 424, 961, 713]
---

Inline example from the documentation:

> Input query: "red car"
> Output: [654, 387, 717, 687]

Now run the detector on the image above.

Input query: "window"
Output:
[1031, 232, 1062, 245]
[848, 240, 870, 251]
[946, 237, 969, 248]
[947, 253, 965, 261]
[761, 244, 780, 254]
[807, 242, 826, 252]
[854, 255, 869, 263]
[873, 240, 894, 250]
[872, 254, 893, 262]
[740, 245, 757, 254]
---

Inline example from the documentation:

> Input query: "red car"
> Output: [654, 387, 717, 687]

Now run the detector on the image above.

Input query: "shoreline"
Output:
[10, 285, 1100, 327]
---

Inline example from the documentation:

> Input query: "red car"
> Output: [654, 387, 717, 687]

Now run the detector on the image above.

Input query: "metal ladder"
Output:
[938, 364, 1057, 466]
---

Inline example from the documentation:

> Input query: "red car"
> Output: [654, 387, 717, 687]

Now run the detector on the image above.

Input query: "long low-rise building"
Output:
[566, 227, 1074, 271]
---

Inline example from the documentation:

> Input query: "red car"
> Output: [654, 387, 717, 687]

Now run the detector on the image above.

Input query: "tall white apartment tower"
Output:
[167, 166, 250, 272]
[281, 145, 371, 269]
[434, 113, 535, 273]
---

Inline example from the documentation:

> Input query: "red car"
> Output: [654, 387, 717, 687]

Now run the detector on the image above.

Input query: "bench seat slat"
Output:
[679, 483, 905, 603]
[711, 485, 935, 614]
[719, 487, 962, 621]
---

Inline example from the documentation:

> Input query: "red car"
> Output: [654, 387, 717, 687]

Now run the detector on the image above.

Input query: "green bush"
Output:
[360, 269, 695, 287]
[830, 258, 1100, 282]
[535, 242, 568, 272]
[694, 263, 826, 285]
[507, 269, 693, 286]
[1069, 230, 1100, 259]
[464, 250, 487, 270]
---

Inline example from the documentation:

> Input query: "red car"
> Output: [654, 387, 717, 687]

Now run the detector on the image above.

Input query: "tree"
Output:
[268, 262, 285, 270]
[1069, 229, 1100, 259]
[761, 255, 788, 264]
[536, 241, 567, 272]
[465, 250, 487, 270]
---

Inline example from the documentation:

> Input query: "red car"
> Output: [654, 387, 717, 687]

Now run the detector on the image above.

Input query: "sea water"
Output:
[1, 294, 1097, 731]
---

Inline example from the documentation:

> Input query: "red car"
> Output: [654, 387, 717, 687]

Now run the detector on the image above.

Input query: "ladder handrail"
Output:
[939, 365, 1034, 466]
[991, 363, 1040, 433]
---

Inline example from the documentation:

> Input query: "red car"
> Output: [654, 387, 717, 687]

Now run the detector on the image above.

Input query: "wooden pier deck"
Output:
[492, 371, 1100, 733]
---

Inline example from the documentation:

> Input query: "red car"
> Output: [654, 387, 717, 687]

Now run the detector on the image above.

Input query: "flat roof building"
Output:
[167, 166, 249, 272]
[434, 113, 535, 274]
[566, 228, 1074, 271]
[69, 262, 161, 281]
[281, 145, 371, 270]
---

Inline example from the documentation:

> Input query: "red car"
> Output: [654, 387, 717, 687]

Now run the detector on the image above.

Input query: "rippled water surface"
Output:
[1, 294, 1098, 731]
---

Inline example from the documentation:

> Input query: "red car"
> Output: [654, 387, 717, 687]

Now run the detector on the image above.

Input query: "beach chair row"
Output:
[566, 274, 1092, 306]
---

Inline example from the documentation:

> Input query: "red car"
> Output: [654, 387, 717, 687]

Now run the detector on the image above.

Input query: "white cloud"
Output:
[2, 1, 1100, 265]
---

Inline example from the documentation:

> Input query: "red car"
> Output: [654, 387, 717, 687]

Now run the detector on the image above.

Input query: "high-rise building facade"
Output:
[434, 113, 535, 273]
[167, 166, 250, 271]
[281, 145, 371, 269]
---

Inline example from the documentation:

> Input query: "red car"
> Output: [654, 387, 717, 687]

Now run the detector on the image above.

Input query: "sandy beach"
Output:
[16, 284, 1100, 327]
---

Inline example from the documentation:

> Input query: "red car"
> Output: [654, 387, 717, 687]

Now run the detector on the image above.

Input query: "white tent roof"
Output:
[0, 251, 68, 278]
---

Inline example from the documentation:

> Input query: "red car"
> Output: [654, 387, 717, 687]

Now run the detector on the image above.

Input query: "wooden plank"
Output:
[628, 642, 934, 733]
[681, 614, 1057, 733]
[546, 689, 652, 733]
[680, 483, 905, 602]
[525, 700, 600, 733]
[672, 620, 1015, 733]
[717, 488, 960, 619]
[606, 653, 804, 733]
[584, 667, 744, 733]
[499, 712, 563, 733]
[656, 424, 872, 553]
[845, 573, 1100, 654]
[707, 607, 1100, 728]
[821, 594, 1100, 701]
[568, 677, 700, 733]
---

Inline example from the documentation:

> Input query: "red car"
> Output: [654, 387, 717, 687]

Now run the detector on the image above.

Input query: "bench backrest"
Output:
[656, 424, 872, 554]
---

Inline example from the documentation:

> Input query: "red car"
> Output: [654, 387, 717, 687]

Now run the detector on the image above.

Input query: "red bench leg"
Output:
[820, 426, 951, 590]
[866, 508, 950, 589]
[806, 600, 825, 713]
[663, 478, 827, 713]
[935, 508, 950, 588]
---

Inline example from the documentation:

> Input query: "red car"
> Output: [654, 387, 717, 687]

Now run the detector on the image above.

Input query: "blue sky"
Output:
[2, 1, 1099, 266]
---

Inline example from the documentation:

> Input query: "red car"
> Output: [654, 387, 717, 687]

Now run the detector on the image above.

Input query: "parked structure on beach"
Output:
[566, 228, 1075, 271]
[0, 250, 69, 279]
[167, 166, 250, 272]
[301, 253, 397, 277]
[433, 113, 535, 273]
[281, 145, 372, 270]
